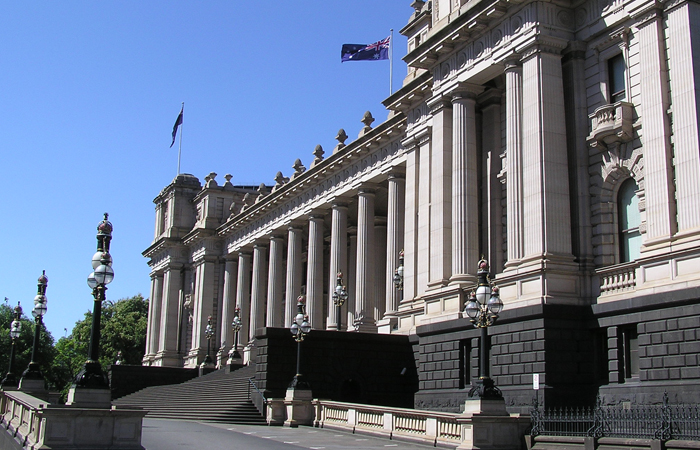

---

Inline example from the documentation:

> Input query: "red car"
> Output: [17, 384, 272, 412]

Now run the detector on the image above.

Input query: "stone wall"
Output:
[108, 364, 211, 400]
[253, 327, 418, 408]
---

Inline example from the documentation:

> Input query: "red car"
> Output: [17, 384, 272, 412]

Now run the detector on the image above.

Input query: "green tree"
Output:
[58, 295, 148, 383]
[0, 300, 58, 389]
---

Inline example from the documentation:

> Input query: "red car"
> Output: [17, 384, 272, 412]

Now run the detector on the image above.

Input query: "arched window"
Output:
[618, 178, 641, 262]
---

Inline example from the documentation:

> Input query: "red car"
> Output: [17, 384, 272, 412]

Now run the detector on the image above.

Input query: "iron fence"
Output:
[530, 393, 700, 441]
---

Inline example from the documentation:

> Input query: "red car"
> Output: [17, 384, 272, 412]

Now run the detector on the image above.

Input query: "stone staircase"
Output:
[112, 364, 266, 424]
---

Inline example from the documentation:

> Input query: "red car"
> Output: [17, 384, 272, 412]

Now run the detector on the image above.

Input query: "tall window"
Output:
[619, 326, 639, 381]
[618, 178, 641, 262]
[459, 339, 470, 389]
[593, 329, 609, 384]
[608, 53, 626, 102]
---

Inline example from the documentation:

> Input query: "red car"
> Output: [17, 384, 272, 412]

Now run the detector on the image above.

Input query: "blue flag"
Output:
[341, 36, 390, 62]
[170, 105, 183, 148]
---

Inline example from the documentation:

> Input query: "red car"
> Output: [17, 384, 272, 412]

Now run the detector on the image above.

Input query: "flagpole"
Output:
[177, 102, 184, 176]
[389, 29, 394, 95]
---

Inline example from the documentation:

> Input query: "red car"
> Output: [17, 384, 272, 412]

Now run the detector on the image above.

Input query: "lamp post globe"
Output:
[331, 273, 348, 331]
[73, 213, 113, 390]
[289, 293, 310, 389]
[230, 307, 242, 360]
[203, 315, 214, 366]
[464, 258, 503, 400]
[19, 271, 48, 391]
[1, 302, 23, 388]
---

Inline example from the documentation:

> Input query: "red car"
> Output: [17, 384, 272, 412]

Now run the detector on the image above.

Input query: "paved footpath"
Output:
[142, 418, 438, 450]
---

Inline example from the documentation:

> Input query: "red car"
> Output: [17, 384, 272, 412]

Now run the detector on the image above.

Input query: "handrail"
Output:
[248, 377, 267, 417]
[247, 377, 267, 404]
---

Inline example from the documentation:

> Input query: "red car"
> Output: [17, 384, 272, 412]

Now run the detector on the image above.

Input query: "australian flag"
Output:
[341, 36, 390, 62]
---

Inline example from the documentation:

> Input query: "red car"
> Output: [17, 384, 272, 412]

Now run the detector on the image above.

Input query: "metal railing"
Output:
[248, 377, 267, 416]
[530, 393, 700, 441]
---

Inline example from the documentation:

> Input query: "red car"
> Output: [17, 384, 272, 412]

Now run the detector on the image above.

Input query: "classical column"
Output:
[306, 214, 325, 329]
[218, 258, 238, 364]
[480, 90, 504, 271]
[189, 258, 220, 367]
[636, 9, 676, 241]
[451, 88, 480, 284]
[416, 132, 432, 296]
[266, 235, 285, 328]
[666, 4, 700, 233]
[148, 274, 164, 362]
[157, 265, 183, 366]
[385, 173, 405, 317]
[374, 217, 387, 321]
[328, 201, 348, 330]
[236, 252, 252, 348]
[355, 187, 376, 332]
[284, 224, 303, 327]
[249, 244, 268, 341]
[346, 227, 358, 331]
[505, 59, 524, 267]
[143, 274, 159, 363]
[561, 43, 594, 276]
[427, 97, 453, 287]
[521, 44, 573, 260]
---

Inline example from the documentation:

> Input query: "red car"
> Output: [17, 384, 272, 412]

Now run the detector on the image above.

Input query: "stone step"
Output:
[112, 364, 265, 425]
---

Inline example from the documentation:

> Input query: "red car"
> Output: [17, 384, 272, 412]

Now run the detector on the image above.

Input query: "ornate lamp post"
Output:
[289, 293, 311, 389]
[464, 258, 503, 399]
[19, 271, 48, 394]
[74, 213, 114, 389]
[230, 307, 242, 360]
[1, 302, 22, 388]
[331, 272, 348, 331]
[203, 315, 214, 366]
[393, 249, 404, 291]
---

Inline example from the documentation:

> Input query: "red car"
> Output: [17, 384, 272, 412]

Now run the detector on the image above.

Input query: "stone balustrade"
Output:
[264, 399, 529, 449]
[587, 101, 635, 147]
[0, 391, 146, 450]
[313, 400, 464, 446]
[597, 262, 638, 296]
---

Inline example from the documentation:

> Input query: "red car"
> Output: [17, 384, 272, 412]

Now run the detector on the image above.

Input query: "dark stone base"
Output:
[254, 327, 418, 408]
[108, 364, 214, 400]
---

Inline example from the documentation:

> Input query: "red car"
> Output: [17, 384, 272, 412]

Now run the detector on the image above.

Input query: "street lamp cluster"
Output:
[331, 273, 348, 330]
[229, 307, 242, 360]
[393, 249, 404, 291]
[1, 303, 23, 387]
[289, 293, 311, 389]
[203, 315, 215, 367]
[464, 258, 503, 399]
[74, 213, 114, 389]
[19, 271, 49, 390]
[1, 272, 50, 393]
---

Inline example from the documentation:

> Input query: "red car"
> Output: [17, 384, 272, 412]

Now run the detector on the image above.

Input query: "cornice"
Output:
[403, 0, 525, 70]
[217, 112, 407, 240]
[383, 72, 432, 113]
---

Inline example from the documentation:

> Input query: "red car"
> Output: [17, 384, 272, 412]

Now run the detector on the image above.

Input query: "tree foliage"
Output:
[0, 301, 58, 389]
[55, 295, 149, 388]
[0, 295, 148, 399]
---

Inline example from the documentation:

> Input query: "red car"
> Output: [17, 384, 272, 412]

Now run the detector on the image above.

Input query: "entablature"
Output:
[218, 115, 408, 254]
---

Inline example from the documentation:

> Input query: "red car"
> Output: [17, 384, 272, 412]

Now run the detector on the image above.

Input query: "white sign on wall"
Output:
[533, 373, 540, 390]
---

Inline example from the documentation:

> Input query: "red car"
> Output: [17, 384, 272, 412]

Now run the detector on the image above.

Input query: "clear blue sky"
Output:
[0, 2, 411, 340]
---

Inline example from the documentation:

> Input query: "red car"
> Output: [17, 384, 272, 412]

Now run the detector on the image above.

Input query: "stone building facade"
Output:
[143, 0, 700, 411]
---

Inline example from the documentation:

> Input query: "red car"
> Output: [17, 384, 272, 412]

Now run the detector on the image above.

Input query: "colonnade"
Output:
[207, 175, 407, 362]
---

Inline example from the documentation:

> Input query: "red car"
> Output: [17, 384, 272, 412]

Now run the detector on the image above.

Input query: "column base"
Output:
[351, 319, 377, 333]
[376, 317, 398, 334]
[449, 273, 477, 287]
[153, 350, 182, 367]
[243, 343, 256, 365]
